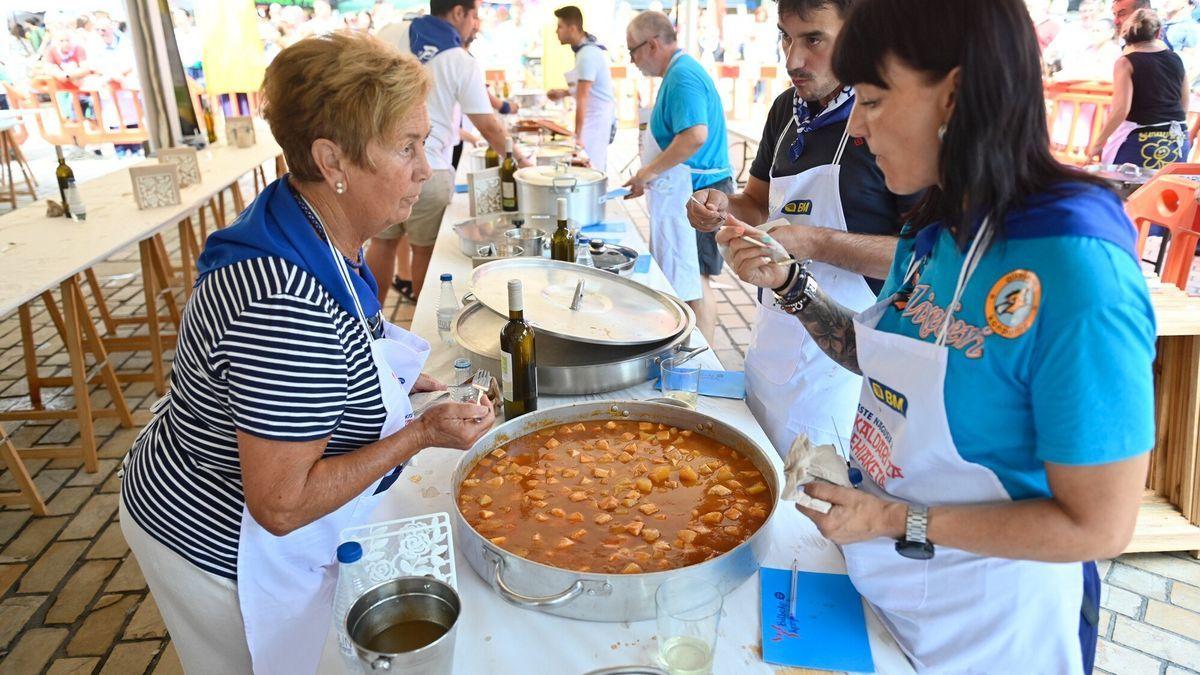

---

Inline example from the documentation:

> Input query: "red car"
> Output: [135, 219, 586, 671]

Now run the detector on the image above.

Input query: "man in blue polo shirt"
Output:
[624, 10, 732, 343]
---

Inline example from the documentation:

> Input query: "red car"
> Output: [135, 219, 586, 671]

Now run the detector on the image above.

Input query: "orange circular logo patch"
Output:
[985, 270, 1041, 339]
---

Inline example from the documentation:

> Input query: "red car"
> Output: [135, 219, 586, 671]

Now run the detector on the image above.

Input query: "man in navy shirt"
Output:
[686, 0, 917, 454]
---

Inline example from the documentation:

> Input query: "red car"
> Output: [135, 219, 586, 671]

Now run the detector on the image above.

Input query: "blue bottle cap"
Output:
[440, 273, 452, 282]
[336, 541, 363, 564]
[453, 358, 471, 369]
[577, 237, 590, 244]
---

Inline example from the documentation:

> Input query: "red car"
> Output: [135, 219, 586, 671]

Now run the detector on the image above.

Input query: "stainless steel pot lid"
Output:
[453, 212, 554, 244]
[514, 164, 606, 187]
[586, 239, 638, 274]
[452, 301, 677, 365]
[469, 258, 688, 345]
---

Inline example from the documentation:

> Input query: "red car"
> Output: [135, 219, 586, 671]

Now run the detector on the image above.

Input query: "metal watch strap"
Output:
[905, 504, 929, 543]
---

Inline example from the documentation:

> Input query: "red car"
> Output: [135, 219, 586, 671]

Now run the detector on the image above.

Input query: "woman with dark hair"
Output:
[1088, 8, 1189, 168]
[719, 0, 1154, 671]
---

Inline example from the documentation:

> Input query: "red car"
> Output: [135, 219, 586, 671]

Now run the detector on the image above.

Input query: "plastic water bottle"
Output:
[333, 541, 368, 672]
[450, 357, 474, 402]
[575, 237, 595, 267]
[436, 273, 460, 346]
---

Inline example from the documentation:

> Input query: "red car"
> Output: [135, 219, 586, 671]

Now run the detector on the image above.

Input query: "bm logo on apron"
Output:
[781, 199, 813, 215]
[868, 378, 908, 416]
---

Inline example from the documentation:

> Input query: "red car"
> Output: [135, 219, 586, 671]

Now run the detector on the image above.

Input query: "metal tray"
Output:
[469, 258, 687, 346]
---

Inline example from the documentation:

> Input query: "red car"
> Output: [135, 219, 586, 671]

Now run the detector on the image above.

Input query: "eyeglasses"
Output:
[627, 38, 652, 58]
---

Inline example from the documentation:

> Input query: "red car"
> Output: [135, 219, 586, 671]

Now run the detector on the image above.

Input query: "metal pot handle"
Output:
[552, 175, 579, 194]
[486, 549, 610, 609]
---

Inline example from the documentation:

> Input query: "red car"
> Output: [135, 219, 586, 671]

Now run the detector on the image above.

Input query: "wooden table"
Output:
[0, 132, 283, 512]
[1132, 284, 1200, 556]
[726, 121, 761, 184]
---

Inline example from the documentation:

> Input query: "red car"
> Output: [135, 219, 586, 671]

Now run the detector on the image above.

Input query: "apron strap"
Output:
[768, 116, 799, 181]
[831, 126, 852, 166]
[935, 218, 992, 346]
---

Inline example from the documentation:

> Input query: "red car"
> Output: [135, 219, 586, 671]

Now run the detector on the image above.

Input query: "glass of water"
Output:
[660, 357, 701, 409]
[655, 577, 723, 675]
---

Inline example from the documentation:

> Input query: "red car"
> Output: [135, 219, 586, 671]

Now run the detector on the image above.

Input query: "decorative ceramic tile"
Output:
[157, 147, 201, 188]
[226, 116, 256, 148]
[468, 168, 501, 217]
[128, 164, 181, 210]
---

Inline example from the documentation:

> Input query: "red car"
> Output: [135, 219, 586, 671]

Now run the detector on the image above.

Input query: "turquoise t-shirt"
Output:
[649, 51, 732, 190]
[874, 183, 1156, 501]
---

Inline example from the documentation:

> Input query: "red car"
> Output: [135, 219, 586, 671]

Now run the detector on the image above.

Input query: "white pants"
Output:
[119, 495, 254, 674]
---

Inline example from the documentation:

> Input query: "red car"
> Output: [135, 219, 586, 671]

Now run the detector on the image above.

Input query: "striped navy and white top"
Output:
[121, 256, 386, 579]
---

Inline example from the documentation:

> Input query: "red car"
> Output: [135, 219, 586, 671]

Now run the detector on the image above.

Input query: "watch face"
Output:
[895, 540, 935, 560]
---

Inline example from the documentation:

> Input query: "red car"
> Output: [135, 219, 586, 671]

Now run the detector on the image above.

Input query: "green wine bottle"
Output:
[484, 144, 499, 169]
[500, 138, 518, 212]
[550, 197, 574, 262]
[54, 146, 80, 219]
[499, 279, 537, 419]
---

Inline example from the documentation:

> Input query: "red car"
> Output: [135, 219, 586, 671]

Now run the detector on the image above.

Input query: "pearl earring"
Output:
[335, 181, 346, 194]
[937, 124, 947, 142]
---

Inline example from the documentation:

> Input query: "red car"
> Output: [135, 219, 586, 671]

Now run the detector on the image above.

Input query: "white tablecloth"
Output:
[318, 192, 914, 674]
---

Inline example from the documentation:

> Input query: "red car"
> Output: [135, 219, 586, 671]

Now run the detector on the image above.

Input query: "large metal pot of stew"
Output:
[451, 401, 780, 622]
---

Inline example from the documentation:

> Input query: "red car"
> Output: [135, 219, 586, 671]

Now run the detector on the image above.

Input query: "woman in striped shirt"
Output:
[118, 33, 494, 675]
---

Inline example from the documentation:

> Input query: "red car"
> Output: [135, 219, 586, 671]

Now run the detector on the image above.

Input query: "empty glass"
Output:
[660, 357, 701, 409]
[655, 578, 723, 675]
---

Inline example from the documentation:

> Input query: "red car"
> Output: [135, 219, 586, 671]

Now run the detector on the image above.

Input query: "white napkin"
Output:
[718, 217, 793, 267]
[781, 434, 853, 514]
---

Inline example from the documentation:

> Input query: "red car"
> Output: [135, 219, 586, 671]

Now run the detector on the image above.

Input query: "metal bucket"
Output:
[346, 577, 461, 673]
[504, 227, 547, 257]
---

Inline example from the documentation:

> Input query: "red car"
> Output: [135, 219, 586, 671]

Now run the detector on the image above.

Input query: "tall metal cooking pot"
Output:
[451, 401, 781, 622]
[515, 164, 608, 226]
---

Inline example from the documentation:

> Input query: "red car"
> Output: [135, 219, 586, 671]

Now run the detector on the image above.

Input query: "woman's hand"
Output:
[413, 400, 494, 450]
[1085, 141, 1103, 161]
[716, 217, 790, 289]
[686, 189, 729, 232]
[795, 483, 906, 545]
[411, 373, 446, 393]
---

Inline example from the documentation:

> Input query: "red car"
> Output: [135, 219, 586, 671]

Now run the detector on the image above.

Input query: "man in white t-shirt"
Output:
[547, 5, 617, 172]
[370, 0, 528, 303]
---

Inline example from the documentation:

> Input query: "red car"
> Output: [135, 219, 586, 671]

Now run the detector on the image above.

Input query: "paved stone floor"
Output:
[0, 134, 1197, 673]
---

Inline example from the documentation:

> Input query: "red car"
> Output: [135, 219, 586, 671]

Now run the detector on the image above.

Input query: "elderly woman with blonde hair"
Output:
[118, 32, 494, 675]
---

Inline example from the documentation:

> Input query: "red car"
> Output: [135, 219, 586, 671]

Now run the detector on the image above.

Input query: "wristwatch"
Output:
[772, 260, 817, 315]
[895, 504, 935, 560]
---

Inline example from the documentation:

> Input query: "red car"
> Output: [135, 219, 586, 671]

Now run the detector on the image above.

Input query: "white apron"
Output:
[565, 44, 616, 174]
[641, 51, 726, 303]
[236, 229, 430, 675]
[745, 122, 878, 454]
[841, 221, 1086, 672]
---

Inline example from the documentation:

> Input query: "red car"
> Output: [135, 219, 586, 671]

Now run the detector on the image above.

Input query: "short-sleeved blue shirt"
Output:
[649, 51, 731, 190]
[874, 183, 1156, 501]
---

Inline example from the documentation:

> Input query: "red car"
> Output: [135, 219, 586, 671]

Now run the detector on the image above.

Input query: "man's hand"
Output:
[686, 188, 728, 232]
[716, 216, 791, 289]
[623, 168, 657, 199]
[795, 483, 907, 545]
[547, 88, 569, 102]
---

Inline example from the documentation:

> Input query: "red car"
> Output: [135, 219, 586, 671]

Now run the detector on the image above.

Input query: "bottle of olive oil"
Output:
[500, 138, 518, 212]
[484, 144, 499, 169]
[55, 146, 85, 220]
[499, 279, 537, 419]
[550, 197, 574, 262]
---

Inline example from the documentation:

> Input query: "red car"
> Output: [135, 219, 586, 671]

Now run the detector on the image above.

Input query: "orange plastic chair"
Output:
[1125, 164, 1200, 290]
